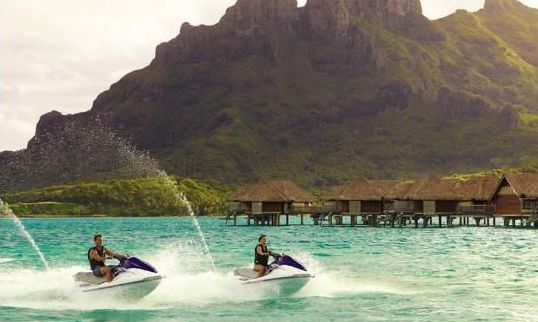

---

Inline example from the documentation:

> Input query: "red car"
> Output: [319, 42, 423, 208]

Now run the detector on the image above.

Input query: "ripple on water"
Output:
[2, 217, 538, 322]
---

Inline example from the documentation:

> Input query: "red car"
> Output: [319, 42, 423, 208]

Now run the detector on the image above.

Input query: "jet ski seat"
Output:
[74, 272, 107, 285]
[233, 268, 258, 279]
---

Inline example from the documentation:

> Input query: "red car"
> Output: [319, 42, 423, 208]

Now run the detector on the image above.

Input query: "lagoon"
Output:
[1, 217, 538, 322]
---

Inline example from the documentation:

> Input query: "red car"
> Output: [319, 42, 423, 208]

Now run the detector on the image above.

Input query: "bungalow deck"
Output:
[224, 207, 537, 228]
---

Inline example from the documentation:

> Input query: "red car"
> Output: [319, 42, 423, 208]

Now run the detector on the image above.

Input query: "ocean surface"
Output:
[2, 216, 538, 322]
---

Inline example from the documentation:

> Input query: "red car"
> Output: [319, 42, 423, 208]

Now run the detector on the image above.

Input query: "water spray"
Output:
[0, 199, 50, 270]
[157, 174, 217, 271]
[0, 117, 216, 272]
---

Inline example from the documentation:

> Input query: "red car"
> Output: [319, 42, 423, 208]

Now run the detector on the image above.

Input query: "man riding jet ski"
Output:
[73, 234, 162, 299]
[253, 234, 281, 278]
[88, 234, 121, 282]
[233, 235, 314, 294]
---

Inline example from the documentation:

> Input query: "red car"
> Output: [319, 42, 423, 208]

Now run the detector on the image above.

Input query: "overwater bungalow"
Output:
[399, 175, 462, 227]
[321, 178, 409, 226]
[457, 175, 499, 206]
[224, 173, 538, 229]
[228, 180, 314, 225]
[489, 173, 538, 225]
[322, 178, 383, 226]
[456, 175, 498, 225]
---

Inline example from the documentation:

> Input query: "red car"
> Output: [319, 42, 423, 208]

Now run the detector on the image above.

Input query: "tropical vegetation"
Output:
[1, 177, 229, 217]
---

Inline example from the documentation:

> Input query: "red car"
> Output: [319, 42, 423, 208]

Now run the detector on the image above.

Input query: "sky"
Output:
[2, 0, 538, 151]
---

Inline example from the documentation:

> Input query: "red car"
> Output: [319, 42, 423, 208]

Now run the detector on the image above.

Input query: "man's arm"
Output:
[268, 249, 281, 257]
[104, 248, 120, 258]
[90, 249, 107, 262]
[256, 245, 268, 256]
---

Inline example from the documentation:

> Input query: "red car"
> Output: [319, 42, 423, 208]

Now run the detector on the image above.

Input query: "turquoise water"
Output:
[2, 217, 538, 322]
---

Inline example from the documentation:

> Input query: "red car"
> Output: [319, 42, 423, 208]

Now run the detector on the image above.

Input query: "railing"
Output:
[457, 204, 494, 216]
[228, 206, 338, 216]
[289, 205, 339, 214]
[227, 208, 247, 216]
[229, 204, 497, 216]
[529, 209, 538, 222]
[522, 199, 538, 213]
[384, 201, 415, 213]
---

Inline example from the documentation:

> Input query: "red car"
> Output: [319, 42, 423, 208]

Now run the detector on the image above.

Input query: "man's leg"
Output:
[100, 266, 113, 282]
[254, 264, 266, 278]
[257, 267, 266, 278]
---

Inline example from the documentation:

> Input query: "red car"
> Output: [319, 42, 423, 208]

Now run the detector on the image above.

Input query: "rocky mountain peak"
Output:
[152, 0, 299, 67]
[305, 0, 423, 36]
[219, 0, 423, 32]
[220, 0, 299, 32]
[483, 0, 524, 14]
[35, 111, 65, 137]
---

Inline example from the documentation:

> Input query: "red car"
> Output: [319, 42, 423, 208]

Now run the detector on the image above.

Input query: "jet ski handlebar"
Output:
[271, 254, 308, 271]
[272, 253, 283, 259]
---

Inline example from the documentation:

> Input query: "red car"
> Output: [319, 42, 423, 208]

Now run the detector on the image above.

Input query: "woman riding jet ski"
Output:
[73, 234, 162, 300]
[233, 235, 314, 294]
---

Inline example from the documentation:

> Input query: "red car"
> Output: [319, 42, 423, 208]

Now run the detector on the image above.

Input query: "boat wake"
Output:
[290, 252, 409, 298]
[0, 246, 408, 311]
[295, 273, 409, 298]
[0, 266, 271, 311]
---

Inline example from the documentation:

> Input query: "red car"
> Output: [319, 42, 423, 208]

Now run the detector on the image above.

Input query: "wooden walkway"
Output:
[224, 208, 538, 228]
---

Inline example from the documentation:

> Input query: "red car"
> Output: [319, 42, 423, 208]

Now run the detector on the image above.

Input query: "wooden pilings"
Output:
[226, 212, 534, 229]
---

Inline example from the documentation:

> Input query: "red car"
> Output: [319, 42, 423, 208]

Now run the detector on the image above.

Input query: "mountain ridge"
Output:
[2, 0, 538, 192]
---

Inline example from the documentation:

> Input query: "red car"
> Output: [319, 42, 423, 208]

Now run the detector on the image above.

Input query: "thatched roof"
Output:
[403, 174, 462, 200]
[339, 178, 382, 201]
[322, 178, 409, 201]
[370, 180, 412, 200]
[321, 184, 348, 201]
[323, 175, 502, 202]
[490, 173, 538, 199]
[229, 180, 314, 202]
[457, 175, 499, 201]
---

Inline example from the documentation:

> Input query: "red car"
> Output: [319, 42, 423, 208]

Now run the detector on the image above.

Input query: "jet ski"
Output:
[234, 255, 314, 294]
[74, 256, 162, 300]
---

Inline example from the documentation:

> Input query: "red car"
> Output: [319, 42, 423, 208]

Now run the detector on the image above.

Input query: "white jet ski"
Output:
[234, 255, 314, 294]
[74, 256, 162, 300]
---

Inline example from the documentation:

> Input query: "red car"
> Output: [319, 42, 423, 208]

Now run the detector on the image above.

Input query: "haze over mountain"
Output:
[3, 0, 538, 191]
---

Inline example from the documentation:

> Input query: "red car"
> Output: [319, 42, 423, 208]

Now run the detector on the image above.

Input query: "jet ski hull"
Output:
[79, 275, 162, 300]
[235, 257, 314, 295]
[74, 257, 162, 300]
[242, 274, 313, 295]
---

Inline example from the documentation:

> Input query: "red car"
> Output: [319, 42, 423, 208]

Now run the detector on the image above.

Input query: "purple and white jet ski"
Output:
[74, 256, 162, 300]
[234, 255, 314, 294]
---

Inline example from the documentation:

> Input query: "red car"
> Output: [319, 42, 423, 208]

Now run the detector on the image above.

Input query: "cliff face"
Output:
[93, 0, 438, 112]
[3, 0, 538, 192]
[305, 0, 422, 35]
[483, 0, 524, 14]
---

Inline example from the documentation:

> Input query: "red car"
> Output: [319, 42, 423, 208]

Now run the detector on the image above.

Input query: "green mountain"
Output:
[3, 0, 538, 191]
